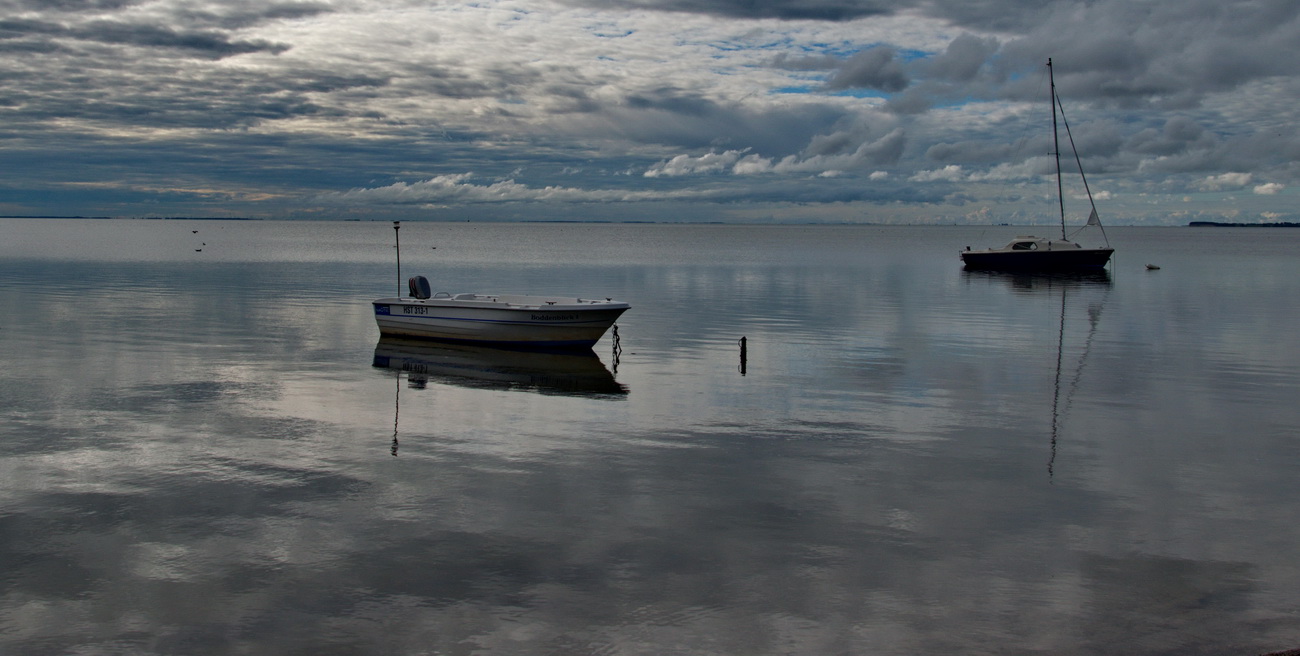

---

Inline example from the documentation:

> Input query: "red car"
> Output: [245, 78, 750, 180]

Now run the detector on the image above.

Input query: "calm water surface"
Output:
[2, 219, 1299, 655]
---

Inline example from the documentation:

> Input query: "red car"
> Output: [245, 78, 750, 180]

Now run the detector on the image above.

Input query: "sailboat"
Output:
[961, 59, 1114, 271]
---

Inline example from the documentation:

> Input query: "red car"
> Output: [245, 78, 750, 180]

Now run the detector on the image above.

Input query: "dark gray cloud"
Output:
[10, 0, 140, 10]
[78, 20, 289, 56]
[826, 47, 908, 92]
[0, 17, 288, 58]
[557, 0, 898, 21]
[924, 34, 998, 82]
[173, 2, 337, 30]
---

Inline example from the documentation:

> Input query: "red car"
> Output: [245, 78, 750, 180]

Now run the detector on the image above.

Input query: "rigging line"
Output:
[1055, 91, 1111, 247]
[1061, 299, 1106, 423]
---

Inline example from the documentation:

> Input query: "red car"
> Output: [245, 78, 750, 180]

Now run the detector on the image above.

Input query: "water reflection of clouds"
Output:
[5, 224, 1300, 654]
[959, 269, 1113, 293]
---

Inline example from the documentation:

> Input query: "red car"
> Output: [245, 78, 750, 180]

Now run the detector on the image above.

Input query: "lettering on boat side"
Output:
[402, 306, 430, 315]
[375, 305, 391, 315]
[532, 313, 581, 321]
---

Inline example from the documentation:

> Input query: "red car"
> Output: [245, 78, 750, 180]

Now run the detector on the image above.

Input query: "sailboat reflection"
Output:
[372, 336, 627, 398]
[961, 268, 1112, 293]
[961, 269, 1109, 478]
[1047, 280, 1107, 480]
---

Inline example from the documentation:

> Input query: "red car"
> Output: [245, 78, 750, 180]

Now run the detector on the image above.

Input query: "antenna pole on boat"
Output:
[1049, 58, 1066, 241]
[393, 221, 402, 296]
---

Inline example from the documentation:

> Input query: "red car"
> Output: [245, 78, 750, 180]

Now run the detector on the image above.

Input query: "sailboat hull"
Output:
[961, 246, 1113, 271]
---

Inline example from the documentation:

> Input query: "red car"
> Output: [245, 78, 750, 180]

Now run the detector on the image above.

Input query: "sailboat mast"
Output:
[1049, 58, 1066, 240]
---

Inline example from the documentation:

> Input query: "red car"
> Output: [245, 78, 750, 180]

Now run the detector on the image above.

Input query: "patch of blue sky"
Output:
[591, 28, 634, 38]
[772, 86, 817, 95]
[927, 97, 979, 110]
[705, 31, 794, 50]
[768, 86, 891, 101]
[792, 43, 931, 62]
[828, 88, 893, 100]
[896, 48, 929, 63]
[707, 40, 759, 53]
[791, 41, 860, 58]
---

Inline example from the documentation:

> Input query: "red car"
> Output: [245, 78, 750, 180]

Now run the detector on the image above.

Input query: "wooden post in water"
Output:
[738, 336, 747, 376]
[611, 325, 622, 373]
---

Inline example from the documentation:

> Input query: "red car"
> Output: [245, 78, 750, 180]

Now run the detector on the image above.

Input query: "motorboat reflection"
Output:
[372, 336, 627, 398]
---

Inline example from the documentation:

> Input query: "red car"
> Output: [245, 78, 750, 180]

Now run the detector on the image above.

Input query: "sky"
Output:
[1, 0, 1297, 225]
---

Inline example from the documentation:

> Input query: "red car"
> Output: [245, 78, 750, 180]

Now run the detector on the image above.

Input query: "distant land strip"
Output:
[1, 215, 259, 220]
[1189, 221, 1300, 227]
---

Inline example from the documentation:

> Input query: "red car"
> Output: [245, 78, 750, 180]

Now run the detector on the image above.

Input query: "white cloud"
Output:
[644, 150, 750, 177]
[327, 173, 710, 205]
[1200, 172, 1253, 190]
[1253, 183, 1284, 195]
[910, 165, 965, 182]
[646, 128, 906, 179]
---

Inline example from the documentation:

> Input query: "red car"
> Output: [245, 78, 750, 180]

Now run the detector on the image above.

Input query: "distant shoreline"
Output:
[0, 216, 259, 221]
[1189, 221, 1300, 227]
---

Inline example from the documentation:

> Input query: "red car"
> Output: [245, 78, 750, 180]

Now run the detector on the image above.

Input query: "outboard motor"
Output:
[408, 275, 432, 299]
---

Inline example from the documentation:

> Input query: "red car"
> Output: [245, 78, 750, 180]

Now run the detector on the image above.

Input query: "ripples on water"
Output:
[2, 220, 1299, 654]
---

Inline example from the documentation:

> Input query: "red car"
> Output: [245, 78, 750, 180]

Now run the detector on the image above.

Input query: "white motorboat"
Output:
[374, 275, 629, 348]
[961, 58, 1113, 272]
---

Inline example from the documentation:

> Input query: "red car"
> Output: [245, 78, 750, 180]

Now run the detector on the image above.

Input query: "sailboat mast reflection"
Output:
[1048, 277, 1109, 480]
[392, 369, 399, 456]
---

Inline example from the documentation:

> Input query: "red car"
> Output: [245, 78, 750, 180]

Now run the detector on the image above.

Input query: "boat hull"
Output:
[373, 295, 628, 348]
[961, 247, 1113, 271]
